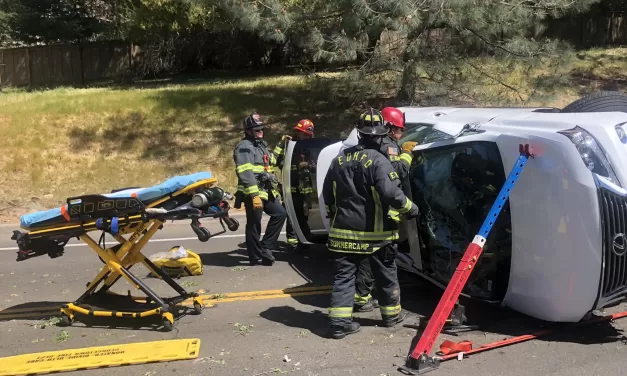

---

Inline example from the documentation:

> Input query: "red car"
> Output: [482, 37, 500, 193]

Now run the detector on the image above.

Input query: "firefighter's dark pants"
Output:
[355, 180, 413, 304]
[355, 258, 376, 303]
[285, 210, 298, 246]
[285, 192, 311, 247]
[244, 194, 287, 262]
[329, 243, 402, 326]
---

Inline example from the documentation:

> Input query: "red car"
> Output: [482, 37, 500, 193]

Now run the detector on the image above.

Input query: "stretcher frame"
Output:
[11, 177, 239, 331]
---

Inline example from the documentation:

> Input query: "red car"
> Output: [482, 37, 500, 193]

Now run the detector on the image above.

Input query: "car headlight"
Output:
[558, 126, 620, 186]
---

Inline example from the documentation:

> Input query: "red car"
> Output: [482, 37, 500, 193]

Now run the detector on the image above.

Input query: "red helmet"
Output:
[294, 119, 314, 135]
[381, 107, 405, 129]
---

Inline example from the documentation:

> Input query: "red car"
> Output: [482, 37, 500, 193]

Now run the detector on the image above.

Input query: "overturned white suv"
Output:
[281, 91, 627, 323]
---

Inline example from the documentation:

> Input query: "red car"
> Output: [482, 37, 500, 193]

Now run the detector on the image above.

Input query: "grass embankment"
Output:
[1, 47, 626, 223]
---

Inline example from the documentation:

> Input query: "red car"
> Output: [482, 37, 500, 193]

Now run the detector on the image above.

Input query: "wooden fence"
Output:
[0, 41, 139, 88]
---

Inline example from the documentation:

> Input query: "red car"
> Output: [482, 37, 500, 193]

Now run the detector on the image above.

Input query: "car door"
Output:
[405, 139, 513, 302]
[281, 137, 339, 245]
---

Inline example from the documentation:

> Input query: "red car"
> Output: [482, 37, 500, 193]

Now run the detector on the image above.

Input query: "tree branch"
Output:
[465, 61, 525, 101]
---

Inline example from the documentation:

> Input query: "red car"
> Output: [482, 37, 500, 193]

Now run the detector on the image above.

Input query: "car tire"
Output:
[561, 91, 627, 113]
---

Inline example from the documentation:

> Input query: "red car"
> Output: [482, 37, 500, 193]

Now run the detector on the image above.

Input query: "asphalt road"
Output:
[0, 216, 626, 376]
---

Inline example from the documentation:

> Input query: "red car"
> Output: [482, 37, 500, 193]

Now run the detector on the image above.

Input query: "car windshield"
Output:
[400, 122, 455, 145]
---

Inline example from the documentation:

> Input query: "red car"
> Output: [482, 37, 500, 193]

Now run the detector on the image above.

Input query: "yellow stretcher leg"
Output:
[59, 219, 204, 332]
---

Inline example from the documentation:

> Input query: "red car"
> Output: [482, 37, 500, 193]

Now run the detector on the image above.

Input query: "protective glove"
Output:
[406, 203, 420, 219]
[281, 135, 292, 144]
[298, 161, 309, 169]
[402, 141, 417, 153]
[252, 195, 263, 210]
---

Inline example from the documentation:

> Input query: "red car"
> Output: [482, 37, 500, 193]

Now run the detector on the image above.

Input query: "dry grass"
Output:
[0, 74, 355, 222]
[2, 47, 627, 223]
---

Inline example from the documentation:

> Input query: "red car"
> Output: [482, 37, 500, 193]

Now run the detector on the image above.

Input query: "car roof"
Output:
[398, 106, 627, 136]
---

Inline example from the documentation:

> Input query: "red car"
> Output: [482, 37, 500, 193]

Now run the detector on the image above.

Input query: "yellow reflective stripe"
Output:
[237, 185, 260, 195]
[270, 154, 277, 165]
[372, 187, 383, 233]
[400, 152, 412, 164]
[236, 163, 254, 173]
[380, 304, 401, 316]
[328, 247, 372, 254]
[328, 307, 353, 318]
[258, 191, 269, 200]
[330, 228, 399, 241]
[237, 164, 267, 173]
[388, 209, 400, 222]
[331, 181, 338, 226]
[287, 238, 298, 244]
[273, 146, 284, 155]
[398, 197, 414, 214]
[299, 187, 314, 194]
[354, 294, 371, 304]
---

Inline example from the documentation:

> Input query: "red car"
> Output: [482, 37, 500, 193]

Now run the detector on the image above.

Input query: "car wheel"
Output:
[561, 91, 627, 113]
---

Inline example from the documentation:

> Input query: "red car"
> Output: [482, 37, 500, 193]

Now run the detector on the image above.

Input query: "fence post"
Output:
[26, 47, 32, 87]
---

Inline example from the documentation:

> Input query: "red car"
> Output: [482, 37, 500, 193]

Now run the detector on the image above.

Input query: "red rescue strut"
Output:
[401, 144, 534, 374]
[438, 310, 627, 362]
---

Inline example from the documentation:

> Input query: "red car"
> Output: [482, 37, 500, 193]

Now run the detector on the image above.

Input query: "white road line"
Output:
[0, 232, 287, 251]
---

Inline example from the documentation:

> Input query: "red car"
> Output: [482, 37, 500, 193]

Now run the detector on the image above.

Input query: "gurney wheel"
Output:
[59, 314, 73, 327]
[193, 301, 203, 315]
[162, 318, 173, 332]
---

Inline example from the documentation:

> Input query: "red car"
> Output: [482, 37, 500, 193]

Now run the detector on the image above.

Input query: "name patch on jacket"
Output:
[329, 239, 370, 251]
[337, 151, 373, 168]
[389, 171, 399, 181]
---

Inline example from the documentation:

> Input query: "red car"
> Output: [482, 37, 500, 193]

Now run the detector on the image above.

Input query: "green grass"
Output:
[2, 47, 627, 223]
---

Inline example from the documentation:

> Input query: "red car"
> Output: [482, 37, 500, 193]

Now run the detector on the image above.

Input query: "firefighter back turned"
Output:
[322, 108, 419, 340]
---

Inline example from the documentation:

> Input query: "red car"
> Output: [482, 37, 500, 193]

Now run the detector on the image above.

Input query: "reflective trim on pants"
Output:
[328, 307, 353, 318]
[380, 304, 401, 317]
[354, 293, 371, 304]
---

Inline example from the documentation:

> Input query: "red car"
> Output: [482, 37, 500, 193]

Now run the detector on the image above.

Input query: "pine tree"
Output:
[281, 0, 603, 105]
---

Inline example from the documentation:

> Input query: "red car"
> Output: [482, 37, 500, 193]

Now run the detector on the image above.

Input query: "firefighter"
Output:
[233, 113, 287, 266]
[353, 107, 418, 313]
[282, 119, 315, 251]
[322, 108, 420, 339]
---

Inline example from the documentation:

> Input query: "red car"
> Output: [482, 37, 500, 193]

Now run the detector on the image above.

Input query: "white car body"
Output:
[281, 105, 627, 323]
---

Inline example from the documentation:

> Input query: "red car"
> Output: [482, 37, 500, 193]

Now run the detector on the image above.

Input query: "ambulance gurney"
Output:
[10, 171, 239, 331]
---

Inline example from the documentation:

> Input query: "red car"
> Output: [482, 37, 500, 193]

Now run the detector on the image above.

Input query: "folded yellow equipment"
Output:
[10, 171, 239, 331]
[149, 246, 204, 278]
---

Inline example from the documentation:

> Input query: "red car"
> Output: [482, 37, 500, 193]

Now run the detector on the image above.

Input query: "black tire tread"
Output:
[561, 91, 627, 113]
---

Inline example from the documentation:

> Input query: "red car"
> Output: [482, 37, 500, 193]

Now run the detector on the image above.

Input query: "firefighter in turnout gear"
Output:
[233, 113, 287, 266]
[322, 108, 420, 339]
[280, 119, 315, 251]
[353, 107, 417, 313]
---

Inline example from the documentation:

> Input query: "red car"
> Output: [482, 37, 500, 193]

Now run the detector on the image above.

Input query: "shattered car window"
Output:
[400, 123, 454, 145]
[410, 141, 512, 301]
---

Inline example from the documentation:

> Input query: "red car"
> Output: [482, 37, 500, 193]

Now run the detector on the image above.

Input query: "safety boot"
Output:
[261, 248, 276, 265]
[381, 311, 406, 328]
[329, 321, 361, 339]
[354, 297, 379, 312]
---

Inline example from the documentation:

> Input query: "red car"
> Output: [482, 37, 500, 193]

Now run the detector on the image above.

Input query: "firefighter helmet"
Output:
[294, 119, 314, 135]
[381, 107, 405, 129]
[243, 112, 264, 130]
[356, 108, 388, 136]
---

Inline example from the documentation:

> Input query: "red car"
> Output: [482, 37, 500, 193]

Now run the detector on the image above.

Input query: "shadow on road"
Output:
[246, 245, 627, 347]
